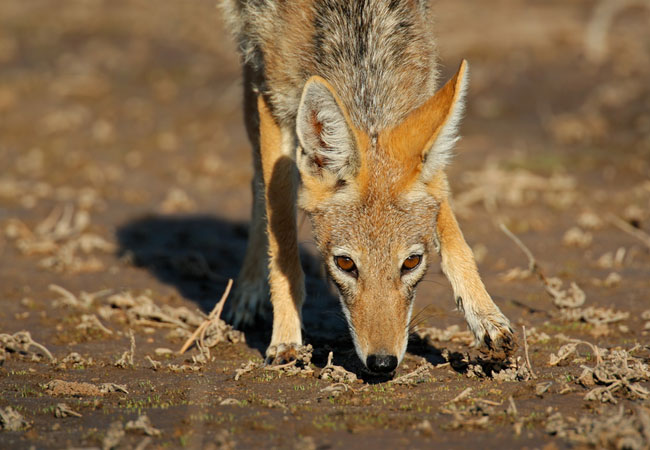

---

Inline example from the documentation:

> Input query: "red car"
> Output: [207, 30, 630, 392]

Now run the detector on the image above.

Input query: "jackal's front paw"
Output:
[265, 343, 313, 366]
[225, 279, 269, 328]
[470, 312, 517, 360]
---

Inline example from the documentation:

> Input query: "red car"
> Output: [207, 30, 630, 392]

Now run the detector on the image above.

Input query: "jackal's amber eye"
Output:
[402, 254, 422, 273]
[335, 256, 357, 276]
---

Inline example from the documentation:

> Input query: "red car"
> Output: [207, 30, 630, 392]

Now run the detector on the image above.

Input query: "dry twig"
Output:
[179, 279, 233, 354]
[522, 326, 537, 379]
[447, 387, 472, 404]
[499, 223, 544, 280]
[607, 213, 650, 250]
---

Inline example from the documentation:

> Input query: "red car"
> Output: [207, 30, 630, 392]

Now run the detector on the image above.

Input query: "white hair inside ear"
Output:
[296, 77, 358, 179]
[420, 66, 469, 182]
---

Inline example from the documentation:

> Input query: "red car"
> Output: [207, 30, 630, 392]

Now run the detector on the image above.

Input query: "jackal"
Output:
[221, 0, 515, 373]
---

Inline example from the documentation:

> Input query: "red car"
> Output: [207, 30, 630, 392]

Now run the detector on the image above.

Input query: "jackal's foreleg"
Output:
[258, 96, 305, 362]
[435, 189, 515, 359]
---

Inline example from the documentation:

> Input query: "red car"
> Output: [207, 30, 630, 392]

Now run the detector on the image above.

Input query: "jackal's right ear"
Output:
[296, 76, 359, 180]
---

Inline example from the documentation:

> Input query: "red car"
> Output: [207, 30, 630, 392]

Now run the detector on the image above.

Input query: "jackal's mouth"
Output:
[359, 366, 398, 382]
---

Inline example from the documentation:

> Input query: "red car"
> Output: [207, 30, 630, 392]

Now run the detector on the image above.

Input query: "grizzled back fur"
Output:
[221, 0, 439, 135]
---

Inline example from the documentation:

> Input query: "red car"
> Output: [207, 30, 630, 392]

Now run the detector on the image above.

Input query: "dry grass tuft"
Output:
[5, 204, 115, 273]
[319, 352, 357, 384]
[0, 330, 54, 362]
[0, 406, 30, 431]
[547, 405, 650, 449]
[125, 415, 161, 437]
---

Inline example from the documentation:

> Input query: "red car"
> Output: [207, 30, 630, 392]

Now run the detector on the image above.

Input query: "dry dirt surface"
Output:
[1, 0, 650, 448]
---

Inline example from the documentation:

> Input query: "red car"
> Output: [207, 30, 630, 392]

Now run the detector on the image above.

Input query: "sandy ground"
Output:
[1, 0, 649, 448]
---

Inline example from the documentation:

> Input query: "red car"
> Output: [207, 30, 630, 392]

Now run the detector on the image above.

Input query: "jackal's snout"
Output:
[366, 353, 398, 374]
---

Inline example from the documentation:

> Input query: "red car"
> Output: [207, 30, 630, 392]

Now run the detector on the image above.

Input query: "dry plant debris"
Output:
[550, 338, 649, 403]
[179, 279, 236, 354]
[76, 314, 113, 335]
[444, 349, 533, 382]
[125, 415, 161, 437]
[500, 222, 587, 308]
[454, 162, 577, 217]
[317, 352, 368, 397]
[549, 338, 603, 367]
[319, 352, 357, 384]
[523, 327, 550, 344]
[592, 271, 622, 287]
[500, 223, 630, 331]
[544, 277, 586, 309]
[294, 435, 317, 450]
[559, 305, 629, 325]
[4, 204, 115, 273]
[389, 359, 435, 386]
[264, 345, 314, 377]
[319, 383, 357, 398]
[145, 356, 162, 371]
[547, 405, 650, 450]
[160, 187, 196, 213]
[447, 387, 473, 404]
[563, 226, 593, 248]
[214, 429, 235, 450]
[102, 421, 125, 450]
[43, 380, 128, 397]
[0, 406, 30, 431]
[578, 345, 650, 403]
[165, 363, 202, 373]
[234, 360, 259, 381]
[416, 325, 474, 346]
[107, 292, 200, 329]
[440, 402, 492, 430]
[58, 352, 95, 369]
[50, 284, 112, 309]
[490, 357, 535, 382]
[643, 310, 650, 331]
[608, 212, 650, 250]
[0, 330, 54, 362]
[114, 329, 136, 368]
[578, 210, 605, 230]
[106, 290, 244, 347]
[522, 326, 538, 379]
[535, 382, 553, 396]
[54, 403, 82, 418]
[596, 247, 626, 269]
[584, 0, 650, 63]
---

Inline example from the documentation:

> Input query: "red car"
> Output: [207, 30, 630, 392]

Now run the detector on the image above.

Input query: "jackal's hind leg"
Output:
[436, 199, 516, 359]
[225, 63, 271, 328]
[226, 171, 271, 328]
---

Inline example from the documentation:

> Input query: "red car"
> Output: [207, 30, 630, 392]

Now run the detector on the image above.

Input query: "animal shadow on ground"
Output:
[116, 214, 447, 379]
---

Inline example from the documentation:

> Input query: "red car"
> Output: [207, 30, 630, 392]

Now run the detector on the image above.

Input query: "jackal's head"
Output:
[294, 61, 469, 374]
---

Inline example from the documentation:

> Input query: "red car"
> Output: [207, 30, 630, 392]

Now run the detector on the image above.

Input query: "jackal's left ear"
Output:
[296, 76, 359, 180]
[386, 60, 469, 182]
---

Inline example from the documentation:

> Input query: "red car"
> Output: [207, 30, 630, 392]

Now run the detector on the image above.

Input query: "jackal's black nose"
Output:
[366, 354, 398, 373]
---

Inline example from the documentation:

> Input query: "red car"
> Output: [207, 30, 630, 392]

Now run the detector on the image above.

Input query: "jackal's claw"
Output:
[265, 343, 313, 366]
[477, 323, 517, 361]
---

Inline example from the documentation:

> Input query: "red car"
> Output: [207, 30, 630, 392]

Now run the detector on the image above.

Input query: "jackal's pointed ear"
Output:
[386, 60, 469, 182]
[296, 76, 359, 180]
